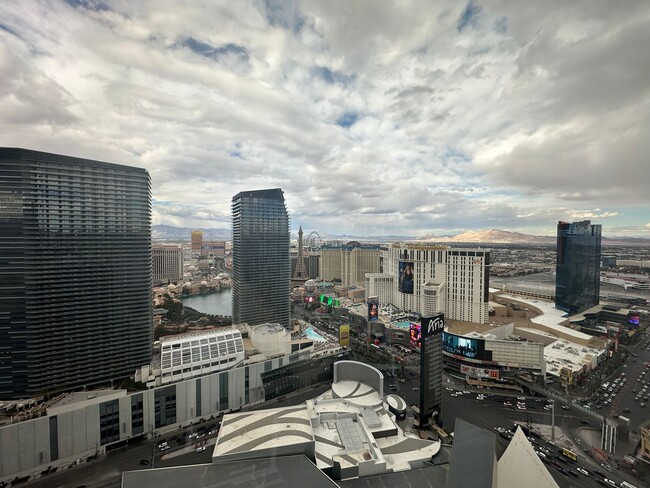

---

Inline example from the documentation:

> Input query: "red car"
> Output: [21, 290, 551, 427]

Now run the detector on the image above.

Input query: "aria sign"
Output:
[422, 314, 444, 336]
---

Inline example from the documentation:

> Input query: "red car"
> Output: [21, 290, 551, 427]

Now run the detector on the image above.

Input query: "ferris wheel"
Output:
[306, 231, 322, 248]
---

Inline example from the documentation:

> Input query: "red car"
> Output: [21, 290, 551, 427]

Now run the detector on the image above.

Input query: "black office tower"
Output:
[555, 220, 602, 315]
[0, 148, 152, 399]
[232, 189, 290, 328]
[418, 314, 444, 427]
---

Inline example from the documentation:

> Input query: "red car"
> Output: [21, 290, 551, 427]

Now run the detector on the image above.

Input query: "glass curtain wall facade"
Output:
[0, 148, 152, 399]
[555, 220, 602, 314]
[232, 188, 290, 328]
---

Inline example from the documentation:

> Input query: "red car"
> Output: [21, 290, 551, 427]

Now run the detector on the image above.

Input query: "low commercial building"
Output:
[0, 325, 343, 485]
[212, 361, 440, 480]
[442, 324, 546, 386]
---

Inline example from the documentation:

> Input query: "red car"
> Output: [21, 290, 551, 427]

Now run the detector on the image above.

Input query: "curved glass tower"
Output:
[0, 148, 152, 399]
[555, 220, 602, 315]
[232, 188, 290, 328]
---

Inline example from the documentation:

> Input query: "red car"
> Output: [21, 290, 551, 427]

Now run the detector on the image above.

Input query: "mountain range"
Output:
[152, 225, 650, 246]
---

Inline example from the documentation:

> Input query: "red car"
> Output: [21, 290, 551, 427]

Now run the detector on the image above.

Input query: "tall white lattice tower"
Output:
[293, 225, 308, 279]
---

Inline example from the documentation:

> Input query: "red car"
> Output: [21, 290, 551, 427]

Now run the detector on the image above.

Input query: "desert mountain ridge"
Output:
[152, 225, 650, 246]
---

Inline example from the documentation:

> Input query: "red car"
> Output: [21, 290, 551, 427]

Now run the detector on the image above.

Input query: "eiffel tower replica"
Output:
[291, 226, 309, 287]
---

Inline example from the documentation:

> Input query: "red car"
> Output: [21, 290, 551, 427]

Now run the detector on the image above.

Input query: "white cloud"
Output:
[0, 0, 648, 236]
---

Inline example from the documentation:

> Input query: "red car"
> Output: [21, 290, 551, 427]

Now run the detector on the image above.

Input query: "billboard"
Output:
[559, 367, 574, 385]
[460, 365, 499, 379]
[410, 322, 421, 349]
[628, 313, 640, 328]
[320, 295, 340, 307]
[398, 261, 414, 294]
[442, 332, 486, 360]
[367, 298, 379, 322]
[339, 324, 350, 347]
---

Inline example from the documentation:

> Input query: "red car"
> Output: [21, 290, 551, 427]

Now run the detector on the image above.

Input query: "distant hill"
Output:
[152, 225, 650, 246]
[417, 229, 650, 246]
[417, 229, 555, 245]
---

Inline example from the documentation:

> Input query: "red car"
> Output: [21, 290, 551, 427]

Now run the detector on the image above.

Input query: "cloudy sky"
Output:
[1, 0, 649, 237]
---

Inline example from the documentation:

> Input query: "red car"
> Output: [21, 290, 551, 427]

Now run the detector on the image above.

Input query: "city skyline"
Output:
[1, 1, 649, 237]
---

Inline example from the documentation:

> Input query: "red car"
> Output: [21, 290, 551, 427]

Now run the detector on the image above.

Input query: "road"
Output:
[598, 333, 650, 429]
[439, 390, 636, 488]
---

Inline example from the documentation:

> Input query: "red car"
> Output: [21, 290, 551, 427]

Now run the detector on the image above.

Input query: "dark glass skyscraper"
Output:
[555, 220, 602, 315]
[0, 148, 152, 399]
[232, 188, 290, 328]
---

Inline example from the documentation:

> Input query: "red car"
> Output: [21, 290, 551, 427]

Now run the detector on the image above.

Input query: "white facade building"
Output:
[158, 328, 245, 385]
[365, 273, 394, 305]
[153, 244, 183, 285]
[367, 244, 490, 324]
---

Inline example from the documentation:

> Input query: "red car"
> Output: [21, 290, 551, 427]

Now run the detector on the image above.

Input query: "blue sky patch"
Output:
[336, 112, 359, 128]
[457, 0, 482, 32]
[176, 37, 249, 63]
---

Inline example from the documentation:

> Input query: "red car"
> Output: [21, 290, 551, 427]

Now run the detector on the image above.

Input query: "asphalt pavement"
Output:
[440, 389, 638, 488]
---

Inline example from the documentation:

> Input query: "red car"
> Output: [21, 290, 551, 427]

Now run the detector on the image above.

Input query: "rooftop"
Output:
[499, 294, 594, 341]
[212, 361, 440, 478]
[122, 455, 338, 488]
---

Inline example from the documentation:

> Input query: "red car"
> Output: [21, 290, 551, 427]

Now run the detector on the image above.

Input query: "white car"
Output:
[576, 467, 588, 476]
[196, 446, 206, 453]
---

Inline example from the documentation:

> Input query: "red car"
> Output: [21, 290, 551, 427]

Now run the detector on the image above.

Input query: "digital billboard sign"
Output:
[320, 295, 340, 307]
[339, 324, 350, 347]
[409, 322, 421, 349]
[628, 313, 640, 327]
[367, 298, 379, 322]
[442, 332, 487, 360]
[460, 365, 499, 379]
[398, 261, 414, 294]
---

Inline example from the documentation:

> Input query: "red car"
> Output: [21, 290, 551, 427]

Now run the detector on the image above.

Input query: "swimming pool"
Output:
[393, 321, 412, 330]
[304, 326, 327, 342]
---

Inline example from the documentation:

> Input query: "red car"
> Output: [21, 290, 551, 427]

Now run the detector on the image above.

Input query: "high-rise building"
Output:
[366, 244, 490, 324]
[417, 314, 444, 427]
[320, 242, 381, 285]
[191, 230, 203, 254]
[231, 188, 290, 328]
[0, 148, 152, 399]
[153, 244, 183, 285]
[555, 220, 602, 314]
[201, 240, 226, 257]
